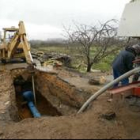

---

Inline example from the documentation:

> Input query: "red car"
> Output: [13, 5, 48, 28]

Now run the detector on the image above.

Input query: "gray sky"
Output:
[0, 0, 130, 40]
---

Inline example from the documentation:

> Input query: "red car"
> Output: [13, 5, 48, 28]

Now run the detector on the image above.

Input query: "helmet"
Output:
[132, 44, 140, 54]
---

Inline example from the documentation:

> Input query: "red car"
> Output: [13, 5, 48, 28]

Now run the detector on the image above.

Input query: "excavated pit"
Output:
[14, 78, 62, 120]
[0, 67, 91, 122]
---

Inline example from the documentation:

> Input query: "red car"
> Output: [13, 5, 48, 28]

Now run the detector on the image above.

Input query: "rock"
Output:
[99, 76, 106, 84]
[88, 78, 100, 85]
[107, 98, 113, 102]
[88, 76, 106, 85]
[101, 111, 116, 120]
[5, 101, 10, 106]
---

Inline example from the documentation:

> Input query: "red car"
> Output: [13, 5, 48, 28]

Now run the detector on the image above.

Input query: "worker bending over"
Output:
[112, 44, 140, 87]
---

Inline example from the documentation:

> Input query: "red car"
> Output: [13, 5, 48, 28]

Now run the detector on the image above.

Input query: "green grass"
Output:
[93, 55, 116, 71]
[93, 62, 111, 71]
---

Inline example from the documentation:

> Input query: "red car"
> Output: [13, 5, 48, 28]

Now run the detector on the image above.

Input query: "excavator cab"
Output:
[1, 27, 25, 63]
[3, 28, 17, 42]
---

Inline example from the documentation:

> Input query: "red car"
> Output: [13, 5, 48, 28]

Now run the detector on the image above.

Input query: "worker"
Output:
[14, 76, 33, 99]
[112, 44, 140, 87]
[14, 76, 34, 104]
[14, 76, 41, 118]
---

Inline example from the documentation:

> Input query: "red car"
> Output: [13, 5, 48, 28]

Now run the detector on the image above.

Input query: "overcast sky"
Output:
[0, 0, 130, 40]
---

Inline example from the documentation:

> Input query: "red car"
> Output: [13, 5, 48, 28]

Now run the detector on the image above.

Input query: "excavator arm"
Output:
[7, 21, 33, 64]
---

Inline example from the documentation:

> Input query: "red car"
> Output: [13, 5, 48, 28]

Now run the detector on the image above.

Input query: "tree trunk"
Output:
[86, 64, 92, 72]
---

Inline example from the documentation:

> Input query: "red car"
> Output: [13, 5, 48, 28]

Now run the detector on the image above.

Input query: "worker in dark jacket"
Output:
[112, 44, 140, 87]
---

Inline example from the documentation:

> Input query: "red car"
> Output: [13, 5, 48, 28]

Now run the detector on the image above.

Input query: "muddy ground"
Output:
[0, 66, 140, 139]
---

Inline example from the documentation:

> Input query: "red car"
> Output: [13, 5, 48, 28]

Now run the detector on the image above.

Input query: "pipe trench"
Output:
[9, 67, 92, 121]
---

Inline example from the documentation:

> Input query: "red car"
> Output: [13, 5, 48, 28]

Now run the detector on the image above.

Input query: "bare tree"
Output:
[64, 19, 126, 72]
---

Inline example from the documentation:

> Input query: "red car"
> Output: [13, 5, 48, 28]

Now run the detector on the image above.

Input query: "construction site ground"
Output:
[0, 65, 140, 139]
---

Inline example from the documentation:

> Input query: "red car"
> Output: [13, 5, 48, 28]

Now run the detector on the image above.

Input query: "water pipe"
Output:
[78, 67, 140, 114]
[28, 101, 41, 118]
[22, 91, 41, 118]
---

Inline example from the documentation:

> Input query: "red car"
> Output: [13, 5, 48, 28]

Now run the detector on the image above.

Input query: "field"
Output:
[31, 45, 116, 72]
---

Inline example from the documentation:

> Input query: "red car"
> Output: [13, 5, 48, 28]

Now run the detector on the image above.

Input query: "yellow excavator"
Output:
[0, 21, 38, 114]
[0, 21, 33, 64]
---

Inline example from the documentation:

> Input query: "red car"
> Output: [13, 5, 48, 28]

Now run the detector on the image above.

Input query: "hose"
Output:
[77, 67, 140, 114]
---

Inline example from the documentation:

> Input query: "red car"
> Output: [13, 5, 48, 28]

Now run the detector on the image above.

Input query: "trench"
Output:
[7, 68, 90, 121]
[14, 76, 62, 120]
